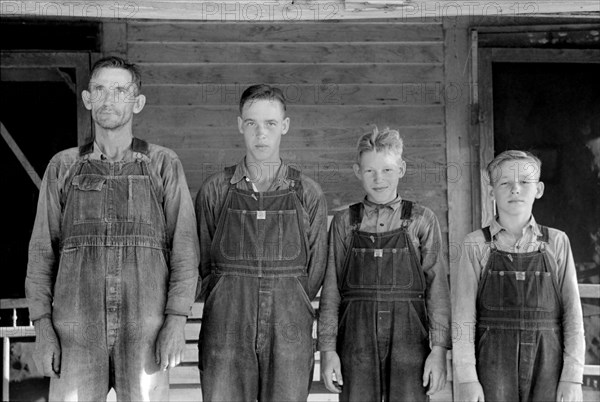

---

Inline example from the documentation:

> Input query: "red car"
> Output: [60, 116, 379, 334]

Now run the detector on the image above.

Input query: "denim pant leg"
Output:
[387, 301, 429, 402]
[111, 247, 169, 401]
[112, 315, 168, 401]
[527, 329, 563, 402]
[257, 277, 315, 402]
[199, 275, 260, 401]
[338, 301, 382, 402]
[477, 327, 520, 402]
[48, 342, 109, 401]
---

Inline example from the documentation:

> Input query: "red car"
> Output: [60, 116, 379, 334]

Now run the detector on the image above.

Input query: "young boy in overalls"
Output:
[452, 150, 586, 402]
[318, 127, 451, 401]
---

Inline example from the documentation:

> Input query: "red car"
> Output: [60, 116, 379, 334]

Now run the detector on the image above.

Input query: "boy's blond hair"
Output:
[356, 127, 404, 164]
[487, 150, 542, 186]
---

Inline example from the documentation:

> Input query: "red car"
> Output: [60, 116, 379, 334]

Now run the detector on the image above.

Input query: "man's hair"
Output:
[356, 126, 404, 164]
[486, 150, 542, 186]
[239, 84, 286, 114]
[89, 56, 142, 95]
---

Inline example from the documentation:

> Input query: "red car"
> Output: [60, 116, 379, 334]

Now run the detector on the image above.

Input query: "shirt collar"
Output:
[362, 194, 403, 215]
[229, 157, 290, 187]
[490, 215, 541, 237]
[79, 137, 149, 160]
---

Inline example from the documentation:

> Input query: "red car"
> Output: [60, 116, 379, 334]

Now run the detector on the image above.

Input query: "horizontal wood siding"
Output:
[127, 20, 447, 398]
[129, 20, 447, 209]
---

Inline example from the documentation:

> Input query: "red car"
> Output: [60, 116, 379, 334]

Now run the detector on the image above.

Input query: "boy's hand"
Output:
[321, 351, 343, 393]
[33, 317, 61, 378]
[459, 381, 485, 402]
[556, 381, 582, 402]
[422, 346, 447, 395]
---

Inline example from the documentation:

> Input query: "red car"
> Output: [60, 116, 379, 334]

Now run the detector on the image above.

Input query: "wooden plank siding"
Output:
[126, 20, 449, 399]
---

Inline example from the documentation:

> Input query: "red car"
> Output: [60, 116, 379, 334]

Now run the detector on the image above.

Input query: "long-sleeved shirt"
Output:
[26, 140, 200, 321]
[452, 216, 585, 384]
[318, 195, 452, 351]
[195, 158, 328, 300]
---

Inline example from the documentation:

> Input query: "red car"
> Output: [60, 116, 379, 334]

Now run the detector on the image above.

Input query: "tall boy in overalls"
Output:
[452, 150, 585, 401]
[318, 127, 451, 401]
[195, 84, 328, 401]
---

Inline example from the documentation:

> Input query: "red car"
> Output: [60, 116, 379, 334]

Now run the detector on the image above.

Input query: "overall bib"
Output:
[199, 166, 315, 401]
[338, 201, 430, 402]
[476, 226, 563, 401]
[50, 139, 169, 401]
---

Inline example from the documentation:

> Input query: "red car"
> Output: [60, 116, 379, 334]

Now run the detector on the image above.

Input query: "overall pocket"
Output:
[126, 175, 153, 224]
[71, 174, 106, 224]
[220, 208, 302, 261]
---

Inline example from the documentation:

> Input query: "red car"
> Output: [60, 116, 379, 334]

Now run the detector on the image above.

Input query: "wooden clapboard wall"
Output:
[126, 20, 447, 400]
[129, 20, 447, 223]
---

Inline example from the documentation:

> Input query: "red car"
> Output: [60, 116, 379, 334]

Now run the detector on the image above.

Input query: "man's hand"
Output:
[321, 351, 343, 393]
[422, 346, 447, 395]
[556, 381, 582, 402]
[154, 314, 186, 371]
[33, 317, 61, 378]
[459, 381, 485, 402]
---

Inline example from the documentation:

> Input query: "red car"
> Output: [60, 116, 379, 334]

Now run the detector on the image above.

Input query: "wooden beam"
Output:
[1, 1, 599, 20]
[0, 122, 41, 189]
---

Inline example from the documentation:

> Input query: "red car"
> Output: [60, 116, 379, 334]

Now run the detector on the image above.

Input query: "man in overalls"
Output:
[195, 84, 328, 401]
[453, 150, 585, 401]
[26, 56, 199, 401]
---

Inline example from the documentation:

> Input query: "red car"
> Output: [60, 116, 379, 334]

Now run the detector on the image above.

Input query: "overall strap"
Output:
[349, 202, 364, 230]
[223, 165, 237, 183]
[537, 225, 550, 251]
[482, 226, 497, 250]
[131, 137, 150, 155]
[537, 225, 549, 243]
[400, 199, 413, 229]
[286, 166, 304, 200]
[78, 141, 94, 157]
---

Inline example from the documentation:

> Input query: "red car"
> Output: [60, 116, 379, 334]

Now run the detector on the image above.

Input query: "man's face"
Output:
[238, 99, 289, 165]
[490, 159, 544, 218]
[82, 67, 145, 131]
[353, 150, 406, 205]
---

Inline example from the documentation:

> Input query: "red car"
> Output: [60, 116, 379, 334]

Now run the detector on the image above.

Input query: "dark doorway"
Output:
[0, 71, 78, 301]
[493, 62, 600, 269]
[489, 59, 600, 388]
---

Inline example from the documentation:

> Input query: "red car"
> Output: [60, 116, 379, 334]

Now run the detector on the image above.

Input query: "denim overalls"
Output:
[337, 201, 430, 402]
[199, 166, 315, 401]
[50, 138, 170, 400]
[476, 225, 563, 401]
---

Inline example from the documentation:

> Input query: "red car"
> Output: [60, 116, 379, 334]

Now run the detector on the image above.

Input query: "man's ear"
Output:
[282, 117, 290, 135]
[133, 94, 146, 114]
[353, 163, 361, 180]
[535, 181, 545, 199]
[82, 90, 92, 111]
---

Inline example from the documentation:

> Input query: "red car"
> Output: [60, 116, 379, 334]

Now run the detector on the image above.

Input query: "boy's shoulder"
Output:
[537, 224, 570, 245]
[463, 228, 488, 244]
